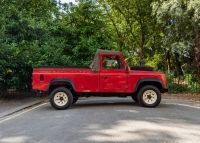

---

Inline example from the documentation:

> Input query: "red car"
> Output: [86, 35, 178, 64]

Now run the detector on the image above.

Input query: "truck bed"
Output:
[37, 65, 90, 69]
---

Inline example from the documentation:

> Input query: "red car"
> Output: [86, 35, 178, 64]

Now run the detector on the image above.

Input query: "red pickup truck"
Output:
[32, 49, 167, 110]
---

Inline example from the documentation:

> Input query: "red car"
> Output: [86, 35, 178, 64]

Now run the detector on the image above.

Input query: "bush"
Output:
[166, 73, 200, 93]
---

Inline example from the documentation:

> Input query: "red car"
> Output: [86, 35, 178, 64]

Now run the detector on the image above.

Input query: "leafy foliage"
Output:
[151, 0, 200, 75]
[0, 0, 113, 91]
[99, 0, 159, 64]
[0, 0, 200, 93]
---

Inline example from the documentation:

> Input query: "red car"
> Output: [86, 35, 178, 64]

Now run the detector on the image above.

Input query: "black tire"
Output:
[131, 96, 138, 102]
[137, 85, 161, 107]
[50, 87, 73, 110]
[72, 97, 78, 104]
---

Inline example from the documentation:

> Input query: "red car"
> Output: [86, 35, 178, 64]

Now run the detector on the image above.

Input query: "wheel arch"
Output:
[134, 78, 164, 93]
[47, 78, 76, 92]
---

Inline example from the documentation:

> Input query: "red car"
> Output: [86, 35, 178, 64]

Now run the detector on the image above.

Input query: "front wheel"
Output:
[50, 87, 73, 110]
[72, 97, 78, 104]
[137, 85, 161, 107]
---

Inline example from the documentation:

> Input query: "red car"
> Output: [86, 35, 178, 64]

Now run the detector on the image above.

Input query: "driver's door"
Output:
[99, 55, 128, 92]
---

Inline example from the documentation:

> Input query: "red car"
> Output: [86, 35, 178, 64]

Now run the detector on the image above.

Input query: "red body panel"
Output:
[32, 68, 99, 92]
[32, 54, 167, 93]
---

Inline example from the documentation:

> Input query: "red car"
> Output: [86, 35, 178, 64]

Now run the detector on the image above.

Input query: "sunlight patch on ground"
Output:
[165, 103, 200, 109]
[0, 136, 28, 143]
[85, 120, 200, 143]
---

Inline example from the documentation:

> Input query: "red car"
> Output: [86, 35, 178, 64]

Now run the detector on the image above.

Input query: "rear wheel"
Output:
[50, 87, 73, 110]
[131, 96, 138, 102]
[137, 85, 161, 107]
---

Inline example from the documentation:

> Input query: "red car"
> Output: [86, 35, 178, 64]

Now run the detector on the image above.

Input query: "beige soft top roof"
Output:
[89, 49, 121, 72]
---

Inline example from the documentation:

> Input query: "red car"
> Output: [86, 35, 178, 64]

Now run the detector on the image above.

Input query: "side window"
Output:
[102, 56, 124, 69]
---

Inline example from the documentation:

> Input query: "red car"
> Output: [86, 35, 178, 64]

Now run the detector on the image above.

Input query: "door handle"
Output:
[102, 76, 108, 79]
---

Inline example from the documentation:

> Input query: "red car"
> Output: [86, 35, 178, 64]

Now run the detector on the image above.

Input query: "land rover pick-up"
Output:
[32, 49, 167, 110]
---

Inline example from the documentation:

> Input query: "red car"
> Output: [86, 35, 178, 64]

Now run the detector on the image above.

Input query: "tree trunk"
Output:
[193, 26, 200, 80]
[174, 53, 182, 85]
[166, 50, 171, 74]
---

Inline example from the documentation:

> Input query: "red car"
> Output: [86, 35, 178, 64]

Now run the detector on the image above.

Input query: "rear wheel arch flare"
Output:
[47, 78, 76, 91]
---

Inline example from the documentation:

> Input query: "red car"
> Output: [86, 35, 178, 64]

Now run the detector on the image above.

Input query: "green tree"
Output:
[152, 0, 200, 75]
[63, 0, 114, 65]
[0, 0, 60, 90]
[99, 0, 160, 66]
[0, 0, 114, 91]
